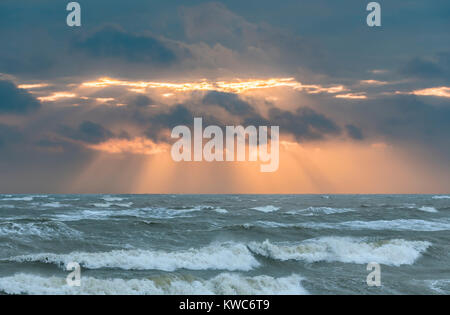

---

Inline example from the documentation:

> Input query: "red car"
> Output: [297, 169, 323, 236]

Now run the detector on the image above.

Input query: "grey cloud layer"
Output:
[0, 1, 449, 192]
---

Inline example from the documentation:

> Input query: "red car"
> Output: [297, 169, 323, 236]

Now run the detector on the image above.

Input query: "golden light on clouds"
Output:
[403, 87, 450, 98]
[335, 93, 367, 100]
[87, 137, 168, 155]
[360, 80, 388, 86]
[18, 83, 50, 89]
[37, 92, 77, 102]
[81, 77, 346, 95]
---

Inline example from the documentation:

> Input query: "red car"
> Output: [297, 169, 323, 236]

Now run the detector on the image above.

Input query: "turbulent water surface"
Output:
[0, 194, 449, 295]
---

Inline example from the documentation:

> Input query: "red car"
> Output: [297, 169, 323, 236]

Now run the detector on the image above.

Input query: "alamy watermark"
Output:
[66, 262, 81, 287]
[366, 262, 381, 287]
[171, 118, 279, 172]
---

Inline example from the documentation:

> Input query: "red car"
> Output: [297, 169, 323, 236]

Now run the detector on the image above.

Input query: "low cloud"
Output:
[0, 80, 41, 114]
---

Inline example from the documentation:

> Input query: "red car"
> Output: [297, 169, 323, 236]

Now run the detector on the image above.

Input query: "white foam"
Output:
[41, 202, 68, 208]
[47, 206, 201, 221]
[251, 206, 280, 213]
[248, 237, 431, 266]
[8, 243, 260, 272]
[300, 219, 450, 232]
[91, 202, 133, 208]
[1, 196, 34, 201]
[287, 207, 354, 216]
[426, 279, 450, 294]
[0, 273, 307, 295]
[214, 208, 228, 214]
[418, 206, 438, 213]
[0, 221, 82, 239]
[102, 196, 126, 202]
[432, 195, 450, 199]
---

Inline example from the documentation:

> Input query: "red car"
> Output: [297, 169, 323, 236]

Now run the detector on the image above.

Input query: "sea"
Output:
[0, 194, 449, 295]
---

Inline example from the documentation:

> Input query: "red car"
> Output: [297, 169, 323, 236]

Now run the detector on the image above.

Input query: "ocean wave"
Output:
[7, 243, 260, 272]
[0, 273, 307, 295]
[302, 219, 450, 232]
[417, 206, 438, 213]
[0, 221, 82, 239]
[432, 196, 450, 200]
[251, 206, 280, 213]
[213, 208, 228, 214]
[0, 204, 15, 209]
[1, 195, 48, 201]
[102, 196, 127, 202]
[40, 202, 69, 208]
[248, 237, 430, 266]
[47, 207, 201, 221]
[286, 207, 354, 216]
[425, 279, 450, 294]
[1, 196, 34, 201]
[91, 202, 133, 208]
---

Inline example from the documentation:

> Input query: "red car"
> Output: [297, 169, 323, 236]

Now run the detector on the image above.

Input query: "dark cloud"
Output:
[59, 121, 114, 144]
[203, 91, 256, 116]
[144, 105, 196, 142]
[75, 26, 178, 64]
[346, 124, 364, 140]
[400, 58, 443, 79]
[245, 107, 341, 141]
[0, 80, 41, 114]
[130, 95, 154, 107]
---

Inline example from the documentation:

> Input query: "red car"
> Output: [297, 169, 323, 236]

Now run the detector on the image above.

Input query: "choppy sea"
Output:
[0, 194, 449, 295]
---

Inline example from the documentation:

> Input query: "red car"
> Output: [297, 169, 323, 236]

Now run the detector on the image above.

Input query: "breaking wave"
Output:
[7, 243, 260, 272]
[0, 221, 82, 239]
[301, 219, 450, 232]
[0, 273, 307, 295]
[251, 206, 280, 213]
[248, 237, 430, 266]
[417, 206, 438, 213]
[286, 207, 354, 216]
[432, 196, 450, 200]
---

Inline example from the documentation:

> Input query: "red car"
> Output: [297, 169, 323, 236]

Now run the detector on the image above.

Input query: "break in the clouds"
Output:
[0, 0, 449, 193]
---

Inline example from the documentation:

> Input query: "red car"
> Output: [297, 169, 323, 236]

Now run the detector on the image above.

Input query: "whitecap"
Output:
[417, 206, 438, 213]
[0, 273, 307, 295]
[432, 196, 450, 200]
[303, 219, 450, 232]
[425, 279, 450, 294]
[248, 237, 430, 266]
[41, 202, 68, 208]
[7, 242, 260, 272]
[1, 196, 34, 201]
[0, 221, 82, 239]
[91, 202, 133, 208]
[214, 208, 228, 214]
[286, 207, 354, 216]
[102, 196, 126, 202]
[251, 206, 280, 213]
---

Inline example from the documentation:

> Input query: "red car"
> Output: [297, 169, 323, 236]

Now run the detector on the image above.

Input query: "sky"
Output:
[0, 0, 449, 193]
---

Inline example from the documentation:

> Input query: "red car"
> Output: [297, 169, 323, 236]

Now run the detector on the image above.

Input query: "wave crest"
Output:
[248, 237, 430, 266]
[7, 243, 260, 272]
[0, 273, 307, 295]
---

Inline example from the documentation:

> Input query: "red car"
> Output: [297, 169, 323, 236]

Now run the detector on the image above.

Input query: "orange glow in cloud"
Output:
[81, 77, 346, 95]
[335, 93, 367, 100]
[360, 80, 388, 86]
[87, 137, 168, 155]
[401, 87, 450, 98]
[37, 92, 77, 102]
[18, 83, 50, 89]
[95, 97, 115, 103]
